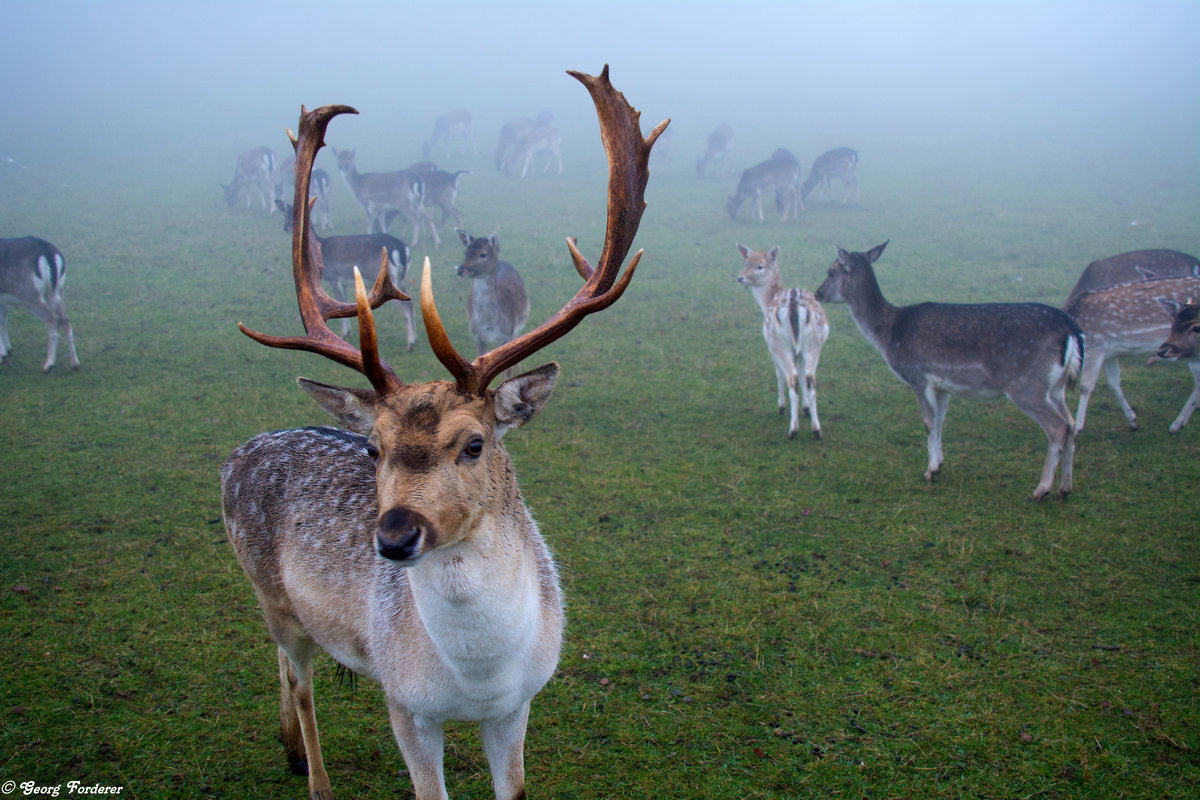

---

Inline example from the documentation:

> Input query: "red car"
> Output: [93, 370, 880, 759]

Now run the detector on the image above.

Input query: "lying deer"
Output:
[816, 241, 1084, 500]
[456, 229, 530, 375]
[276, 199, 416, 350]
[727, 153, 800, 222]
[1063, 276, 1200, 433]
[0, 236, 79, 372]
[736, 244, 828, 439]
[1156, 299, 1200, 431]
[223, 67, 666, 800]
[798, 147, 858, 206]
[222, 145, 277, 211]
[1062, 249, 1200, 309]
[333, 147, 439, 247]
[696, 123, 733, 179]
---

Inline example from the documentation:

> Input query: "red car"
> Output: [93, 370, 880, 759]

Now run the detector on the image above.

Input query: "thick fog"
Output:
[3, 0, 1198, 182]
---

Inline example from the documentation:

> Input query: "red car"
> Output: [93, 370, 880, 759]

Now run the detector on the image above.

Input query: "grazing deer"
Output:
[696, 123, 733, 179]
[455, 229, 530, 376]
[0, 236, 79, 372]
[275, 153, 333, 230]
[512, 123, 562, 178]
[1156, 299, 1200, 431]
[495, 112, 553, 173]
[422, 109, 476, 160]
[334, 148, 439, 247]
[736, 244, 829, 439]
[799, 147, 858, 206]
[222, 145, 277, 211]
[409, 162, 470, 231]
[1063, 249, 1200, 309]
[224, 68, 665, 800]
[276, 199, 416, 350]
[815, 241, 1084, 500]
[1063, 276, 1200, 434]
[727, 154, 801, 222]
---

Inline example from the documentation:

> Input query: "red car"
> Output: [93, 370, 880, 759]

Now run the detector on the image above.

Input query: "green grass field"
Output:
[1, 109, 1197, 799]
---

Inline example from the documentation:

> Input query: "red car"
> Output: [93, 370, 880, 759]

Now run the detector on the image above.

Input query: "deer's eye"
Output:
[365, 443, 380, 461]
[461, 436, 484, 461]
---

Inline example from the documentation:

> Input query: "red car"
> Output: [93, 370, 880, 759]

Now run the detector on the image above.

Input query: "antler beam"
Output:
[423, 65, 670, 395]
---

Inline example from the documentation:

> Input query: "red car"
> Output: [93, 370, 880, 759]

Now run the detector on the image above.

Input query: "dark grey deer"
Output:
[1062, 249, 1200, 308]
[815, 241, 1084, 500]
[276, 199, 416, 349]
[799, 147, 858, 206]
[455, 229, 530, 377]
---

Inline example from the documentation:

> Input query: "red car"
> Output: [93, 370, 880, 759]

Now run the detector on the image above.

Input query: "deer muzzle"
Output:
[376, 507, 437, 563]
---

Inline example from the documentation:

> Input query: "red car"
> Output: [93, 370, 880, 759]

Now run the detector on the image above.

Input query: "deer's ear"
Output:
[866, 240, 889, 263]
[1156, 297, 1183, 319]
[298, 378, 379, 434]
[456, 229, 471, 247]
[492, 363, 559, 437]
[767, 246, 779, 263]
[736, 243, 750, 260]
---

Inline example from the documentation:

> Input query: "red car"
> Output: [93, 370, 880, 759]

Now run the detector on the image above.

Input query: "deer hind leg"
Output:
[1168, 360, 1200, 433]
[388, 703, 448, 800]
[918, 386, 949, 481]
[278, 643, 333, 800]
[1072, 347, 1107, 434]
[800, 347, 822, 439]
[50, 291, 79, 369]
[0, 306, 11, 360]
[1100, 357, 1139, 430]
[480, 702, 531, 800]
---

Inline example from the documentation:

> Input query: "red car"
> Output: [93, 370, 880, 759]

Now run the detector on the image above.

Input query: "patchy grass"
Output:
[1, 118, 1197, 800]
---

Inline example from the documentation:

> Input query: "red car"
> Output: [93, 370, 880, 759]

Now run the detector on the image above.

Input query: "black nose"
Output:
[376, 507, 435, 562]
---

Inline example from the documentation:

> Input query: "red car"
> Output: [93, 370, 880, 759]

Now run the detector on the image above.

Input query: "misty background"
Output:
[2, 0, 1198, 197]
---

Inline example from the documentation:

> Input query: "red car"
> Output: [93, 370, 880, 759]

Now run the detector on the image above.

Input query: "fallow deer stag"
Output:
[736, 243, 828, 439]
[0, 236, 79, 372]
[222, 145, 277, 211]
[1062, 249, 1200, 309]
[1156, 299, 1200, 431]
[1064, 276, 1200, 434]
[334, 148, 440, 247]
[696, 123, 733, 179]
[276, 199, 416, 350]
[815, 242, 1084, 500]
[799, 147, 858, 206]
[222, 65, 665, 800]
[727, 153, 801, 222]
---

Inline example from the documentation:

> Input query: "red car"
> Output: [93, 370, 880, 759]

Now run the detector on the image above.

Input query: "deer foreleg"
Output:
[1168, 361, 1200, 433]
[481, 703, 531, 800]
[1101, 356, 1139, 430]
[388, 703, 449, 800]
[279, 644, 333, 800]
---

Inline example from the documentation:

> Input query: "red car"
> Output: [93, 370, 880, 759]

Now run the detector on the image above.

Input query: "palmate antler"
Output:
[239, 66, 667, 399]
[237, 104, 411, 395]
[423, 65, 669, 395]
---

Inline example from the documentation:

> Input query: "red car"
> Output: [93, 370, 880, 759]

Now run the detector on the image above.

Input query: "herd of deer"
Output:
[2, 66, 1199, 799]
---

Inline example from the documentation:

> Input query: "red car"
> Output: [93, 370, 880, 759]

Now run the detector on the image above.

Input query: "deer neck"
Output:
[749, 273, 786, 315]
[843, 268, 899, 353]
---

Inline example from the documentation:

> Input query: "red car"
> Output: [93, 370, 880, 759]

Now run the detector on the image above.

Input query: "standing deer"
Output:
[1156, 299, 1200, 431]
[334, 148, 439, 247]
[736, 244, 829, 439]
[422, 109, 476, 160]
[1063, 276, 1200, 434]
[455, 229, 530, 377]
[222, 145, 277, 211]
[495, 112, 553, 173]
[223, 67, 665, 800]
[512, 123, 562, 178]
[410, 162, 470, 231]
[696, 123, 733, 179]
[1062, 249, 1200, 308]
[727, 153, 801, 222]
[798, 147, 858, 206]
[0, 236, 79, 372]
[276, 199, 416, 350]
[815, 241, 1084, 500]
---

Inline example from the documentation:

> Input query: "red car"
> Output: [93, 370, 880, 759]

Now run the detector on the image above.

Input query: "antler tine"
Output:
[422, 65, 668, 396]
[238, 104, 409, 397]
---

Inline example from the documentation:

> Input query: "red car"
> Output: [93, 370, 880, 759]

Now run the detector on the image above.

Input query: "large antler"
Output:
[422, 65, 669, 396]
[238, 104, 410, 396]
